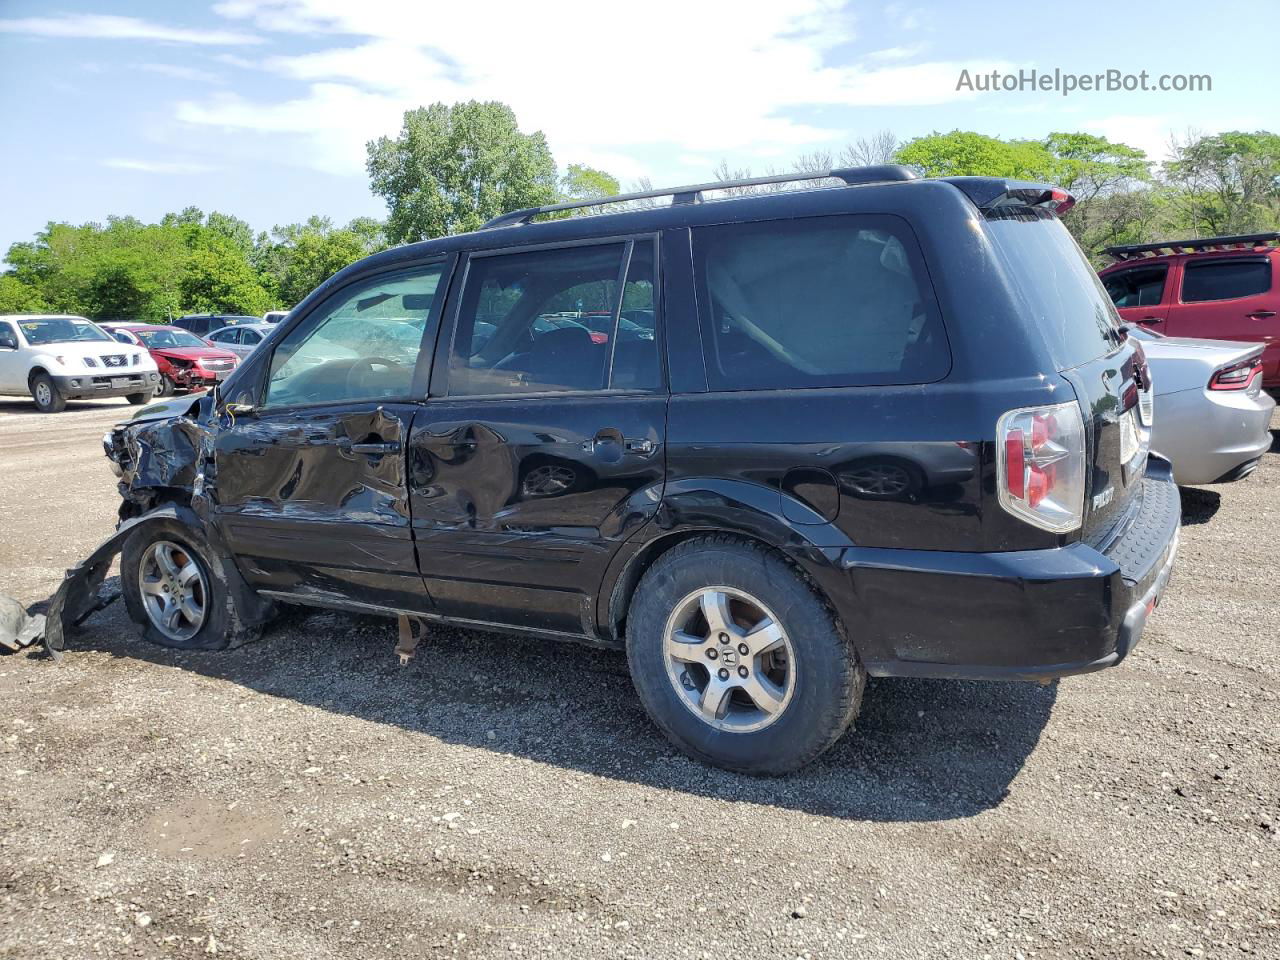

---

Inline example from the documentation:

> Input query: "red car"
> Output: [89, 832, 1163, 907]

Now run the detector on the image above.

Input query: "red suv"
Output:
[103, 324, 239, 396]
[1099, 233, 1280, 391]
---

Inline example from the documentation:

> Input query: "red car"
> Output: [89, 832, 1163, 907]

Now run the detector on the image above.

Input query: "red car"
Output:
[103, 324, 239, 395]
[1099, 232, 1280, 391]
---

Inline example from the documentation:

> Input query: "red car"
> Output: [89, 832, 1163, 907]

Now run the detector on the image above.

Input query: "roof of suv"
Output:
[310, 167, 1070, 307]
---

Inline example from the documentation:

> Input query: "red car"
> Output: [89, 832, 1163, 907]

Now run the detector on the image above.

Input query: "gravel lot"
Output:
[1, 396, 1277, 960]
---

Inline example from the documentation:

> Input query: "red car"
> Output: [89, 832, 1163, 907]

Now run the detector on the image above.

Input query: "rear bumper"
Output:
[52, 371, 159, 399]
[846, 457, 1181, 681]
[1152, 387, 1275, 485]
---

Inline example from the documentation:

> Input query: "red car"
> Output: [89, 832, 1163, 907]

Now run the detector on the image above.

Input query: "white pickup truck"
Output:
[0, 314, 161, 412]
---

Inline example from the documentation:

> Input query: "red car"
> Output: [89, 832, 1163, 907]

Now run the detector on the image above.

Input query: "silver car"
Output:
[1130, 326, 1275, 485]
[205, 322, 278, 360]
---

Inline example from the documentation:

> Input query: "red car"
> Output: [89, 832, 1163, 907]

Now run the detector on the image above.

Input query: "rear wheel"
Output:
[626, 536, 864, 774]
[30, 373, 66, 413]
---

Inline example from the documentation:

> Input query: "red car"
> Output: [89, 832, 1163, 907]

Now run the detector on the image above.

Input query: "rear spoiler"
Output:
[1104, 232, 1280, 261]
[944, 177, 1075, 215]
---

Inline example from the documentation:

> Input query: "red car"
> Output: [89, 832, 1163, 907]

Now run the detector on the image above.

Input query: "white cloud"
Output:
[175, 0, 1016, 178]
[0, 14, 262, 45]
[103, 158, 218, 174]
[139, 63, 226, 84]
[1084, 115, 1181, 164]
[864, 43, 926, 62]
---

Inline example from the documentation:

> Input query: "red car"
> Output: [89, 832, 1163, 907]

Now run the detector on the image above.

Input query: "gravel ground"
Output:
[0, 396, 1277, 960]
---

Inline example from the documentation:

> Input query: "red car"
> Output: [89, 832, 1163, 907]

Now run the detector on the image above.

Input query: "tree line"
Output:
[3, 98, 1277, 322]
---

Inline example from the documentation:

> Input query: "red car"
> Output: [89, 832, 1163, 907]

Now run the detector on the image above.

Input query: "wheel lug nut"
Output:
[706, 648, 718, 660]
[737, 666, 748, 678]
[718, 633, 729, 644]
[717, 668, 729, 681]
[737, 643, 748, 655]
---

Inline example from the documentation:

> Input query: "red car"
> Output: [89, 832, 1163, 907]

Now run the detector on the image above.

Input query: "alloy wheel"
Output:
[138, 540, 207, 642]
[662, 587, 796, 733]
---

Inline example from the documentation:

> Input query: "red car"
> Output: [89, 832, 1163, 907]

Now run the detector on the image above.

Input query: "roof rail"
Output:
[1104, 232, 1280, 261]
[481, 164, 919, 229]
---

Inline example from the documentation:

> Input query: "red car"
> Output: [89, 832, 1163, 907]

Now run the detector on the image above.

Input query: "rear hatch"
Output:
[981, 205, 1150, 544]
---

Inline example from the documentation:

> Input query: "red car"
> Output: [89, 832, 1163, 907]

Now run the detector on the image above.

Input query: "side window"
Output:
[0, 322, 17, 349]
[210, 329, 238, 344]
[1181, 259, 1271, 303]
[448, 239, 660, 396]
[242, 329, 262, 345]
[692, 214, 949, 390]
[264, 263, 444, 408]
[1103, 265, 1167, 308]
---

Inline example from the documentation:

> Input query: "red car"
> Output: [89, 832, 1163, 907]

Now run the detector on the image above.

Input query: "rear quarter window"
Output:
[1181, 258, 1271, 302]
[691, 213, 949, 391]
[984, 208, 1121, 369]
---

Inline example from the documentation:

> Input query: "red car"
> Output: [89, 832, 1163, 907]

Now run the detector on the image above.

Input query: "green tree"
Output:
[254, 216, 387, 306]
[181, 232, 273, 316]
[894, 130, 1057, 180]
[561, 164, 620, 202]
[366, 101, 559, 242]
[1041, 133, 1154, 258]
[205, 211, 255, 256]
[1162, 131, 1280, 235]
[0, 274, 49, 313]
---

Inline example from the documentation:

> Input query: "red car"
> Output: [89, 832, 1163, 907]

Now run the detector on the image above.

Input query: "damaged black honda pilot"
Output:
[83, 166, 1179, 774]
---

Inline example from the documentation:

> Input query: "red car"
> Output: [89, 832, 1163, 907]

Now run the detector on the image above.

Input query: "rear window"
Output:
[984, 208, 1121, 368]
[691, 214, 949, 391]
[1181, 259, 1271, 302]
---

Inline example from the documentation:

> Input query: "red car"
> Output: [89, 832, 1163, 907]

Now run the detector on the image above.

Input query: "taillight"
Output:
[1208, 357, 1263, 391]
[997, 401, 1086, 532]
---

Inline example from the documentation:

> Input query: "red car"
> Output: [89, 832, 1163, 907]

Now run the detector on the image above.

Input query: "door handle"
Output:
[345, 441, 401, 455]
[1247, 310, 1276, 320]
[1140, 316, 1164, 324]
[623, 438, 655, 455]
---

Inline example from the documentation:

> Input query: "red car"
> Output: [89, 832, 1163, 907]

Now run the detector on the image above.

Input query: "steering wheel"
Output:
[344, 356, 402, 397]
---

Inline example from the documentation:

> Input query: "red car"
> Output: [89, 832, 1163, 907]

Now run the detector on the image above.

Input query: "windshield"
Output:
[983, 208, 1122, 368]
[19, 318, 111, 345]
[134, 328, 209, 349]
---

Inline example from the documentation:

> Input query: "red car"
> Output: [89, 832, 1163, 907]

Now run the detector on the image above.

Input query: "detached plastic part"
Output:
[44, 503, 273, 660]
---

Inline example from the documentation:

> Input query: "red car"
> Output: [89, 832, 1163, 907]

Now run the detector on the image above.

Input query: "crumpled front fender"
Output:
[44, 503, 272, 659]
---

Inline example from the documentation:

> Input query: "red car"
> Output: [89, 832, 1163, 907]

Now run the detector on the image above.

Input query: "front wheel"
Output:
[626, 536, 864, 774]
[30, 373, 66, 413]
[155, 375, 175, 398]
[120, 518, 260, 650]
[126, 390, 153, 405]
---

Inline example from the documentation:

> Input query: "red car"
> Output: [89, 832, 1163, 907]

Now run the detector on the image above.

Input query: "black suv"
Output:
[94, 166, 1179, 774]
[172, 314, 260, 337]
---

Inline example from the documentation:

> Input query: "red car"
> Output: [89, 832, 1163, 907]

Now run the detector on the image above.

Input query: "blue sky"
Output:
[0, 1, 1272, 256]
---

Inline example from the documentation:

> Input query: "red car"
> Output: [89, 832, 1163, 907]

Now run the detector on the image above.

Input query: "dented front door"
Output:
[210, 402, 430, 613]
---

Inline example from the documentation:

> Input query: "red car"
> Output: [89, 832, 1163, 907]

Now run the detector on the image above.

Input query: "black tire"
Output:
[155, 375, 175, 398]
[626, 535, 864, 775]
[120, 517, 256, 650]
[30, 373, 66, 413]
[126, 391, 153, 405]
